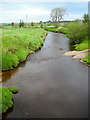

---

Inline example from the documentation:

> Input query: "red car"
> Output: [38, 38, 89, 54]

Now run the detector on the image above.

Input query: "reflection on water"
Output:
[2, 67, 19, 82]
[2, 61, 26, 82]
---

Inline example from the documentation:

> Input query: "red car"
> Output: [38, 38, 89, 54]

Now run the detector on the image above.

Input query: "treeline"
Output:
[0, 20, 53, 28]
[1, 13, 88, 29]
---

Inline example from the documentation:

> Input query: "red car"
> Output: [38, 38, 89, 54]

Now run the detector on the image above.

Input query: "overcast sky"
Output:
[0, 0, 89, 23]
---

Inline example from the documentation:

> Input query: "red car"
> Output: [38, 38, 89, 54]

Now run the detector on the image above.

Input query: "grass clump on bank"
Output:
[8, 86, 18, 93]
[0, 86, 18, 113]
[44, 26, 59, 32]
[75, 38, 89, 50]
[83, 54, 90, 64]
[1, 28, 47, 71]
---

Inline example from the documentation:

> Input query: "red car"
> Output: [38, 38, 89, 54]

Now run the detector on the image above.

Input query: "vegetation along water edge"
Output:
[1, 28, 48, 71]
[44, 21, 90, 65]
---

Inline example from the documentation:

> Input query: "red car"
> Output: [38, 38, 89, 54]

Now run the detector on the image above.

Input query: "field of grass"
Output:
[1, 28, 47, 71]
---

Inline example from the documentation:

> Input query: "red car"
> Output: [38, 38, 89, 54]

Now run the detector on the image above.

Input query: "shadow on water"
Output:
[69, 44, 75, 51]
[2, 68, 19, 83]
[2, 61, 26, 82]
[2, 106, 13, 120]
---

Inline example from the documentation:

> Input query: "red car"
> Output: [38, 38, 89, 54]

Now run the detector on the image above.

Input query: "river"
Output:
[2, 32, 88, 118]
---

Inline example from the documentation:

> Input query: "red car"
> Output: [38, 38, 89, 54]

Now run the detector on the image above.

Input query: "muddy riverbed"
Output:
[2, 32, 88, 118]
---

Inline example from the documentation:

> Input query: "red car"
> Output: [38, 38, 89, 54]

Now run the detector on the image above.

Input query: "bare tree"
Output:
[51, 8, 66, 27]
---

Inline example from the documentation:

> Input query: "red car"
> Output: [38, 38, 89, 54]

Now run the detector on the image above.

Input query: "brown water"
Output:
[2, 32, 88, 118]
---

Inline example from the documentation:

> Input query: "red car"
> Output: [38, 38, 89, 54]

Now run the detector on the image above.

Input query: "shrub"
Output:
[58, 27, 68, 34]
[0, 86, 18, 113]
[31, 22, 35, 27]
[44, 27, 58, 32]
[19, 20, 24, 28]
[40, 24, 43, 28]
[8, 86, 18, 93]
[16, 49, 29, 62]
[83, 54, 90, 64]
[65, 22, 88, 44]
[2, 53, 18, 71]
[75, 38, 89, 50]
[0, 87, 13, 113]
[2, 54, 13, 71]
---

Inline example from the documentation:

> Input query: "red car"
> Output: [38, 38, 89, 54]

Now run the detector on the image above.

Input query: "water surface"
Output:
[2, 32, 88, 118]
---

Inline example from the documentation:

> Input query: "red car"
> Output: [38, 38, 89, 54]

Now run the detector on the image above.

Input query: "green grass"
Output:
[45, 22, 88, 44]
[8, 86, 18, 93]
[44, 27, 59, 32]
[83, 54, 90, 64]
[58, 27, 68, 34]
[1, 28, 47, 71]
[75, 38, 89, 50]
[0, 86, 18, 113]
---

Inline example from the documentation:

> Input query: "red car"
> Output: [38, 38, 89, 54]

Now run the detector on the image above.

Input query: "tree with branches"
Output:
[51, 8, 66, 27]
[83, 14, 89, 23]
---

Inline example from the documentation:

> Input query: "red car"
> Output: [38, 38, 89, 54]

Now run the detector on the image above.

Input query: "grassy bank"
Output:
[0, 86, 18, 113]
[1, 28, 47, 71]
[44, 22, 90, 64]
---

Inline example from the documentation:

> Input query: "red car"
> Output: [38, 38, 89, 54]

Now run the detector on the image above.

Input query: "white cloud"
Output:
[1, 7, 50, 23]
[0, 0, 88, 23]
[28, 8, 50, 15]
[63, 13, 83, 20]
[3, 7, 50, 16]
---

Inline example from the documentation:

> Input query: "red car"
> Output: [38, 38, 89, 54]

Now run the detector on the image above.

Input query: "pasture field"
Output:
[1, 28, 47, 71]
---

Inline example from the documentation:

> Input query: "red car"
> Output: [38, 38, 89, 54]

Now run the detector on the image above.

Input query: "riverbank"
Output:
[44, 22, 89, 64]
[1, 28, 48, 71]
[63, 49, 90, 66]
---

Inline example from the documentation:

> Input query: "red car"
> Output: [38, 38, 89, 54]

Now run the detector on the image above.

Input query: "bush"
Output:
[8, 86, 18, 93]
[62, 22, 88, 44]
[2, 53, 18, 71]
[75, 38, 89, 50]
[19, 20, 24, 28]
[0, 86, 18, 113]
[0, 87, 13, 113]
[45, 22, 88, 45]
[31, 22, 35, 27]
[40, 24, 43, 28]
[83, 54, 90, 64]
[58, 27, 68, 34]
[16, 49, 29, 62]
[44, 27, 58, 32]
[2, 54, 13, 71]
